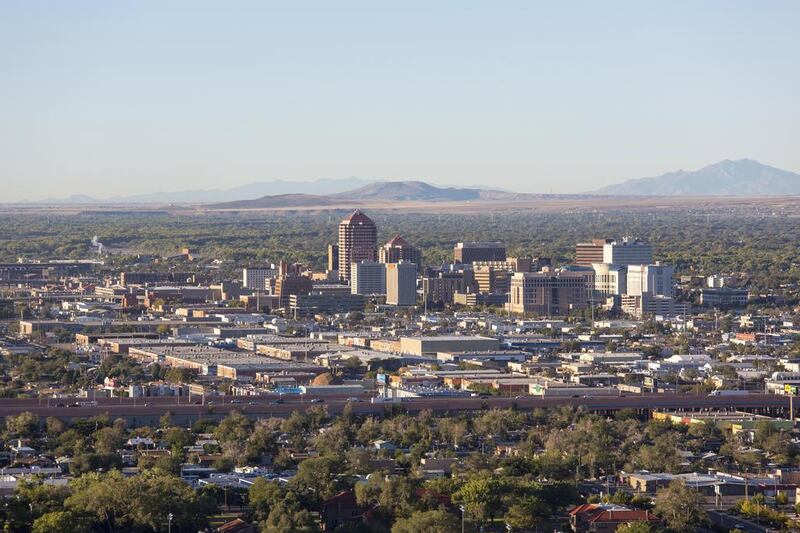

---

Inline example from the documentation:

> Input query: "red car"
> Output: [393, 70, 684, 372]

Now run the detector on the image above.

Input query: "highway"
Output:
[0, 393, 791, 427]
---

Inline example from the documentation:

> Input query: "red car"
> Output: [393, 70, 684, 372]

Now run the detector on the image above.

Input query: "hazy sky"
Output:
[2, 1, 799, 201]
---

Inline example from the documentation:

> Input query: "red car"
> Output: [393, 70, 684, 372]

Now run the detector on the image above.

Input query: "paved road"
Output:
[707, 509, 774, 533]
[0, 393, 789, 424]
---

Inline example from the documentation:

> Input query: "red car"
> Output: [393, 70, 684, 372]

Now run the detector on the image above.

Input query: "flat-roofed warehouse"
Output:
[97, 337, 194, 354]
[128, 345, 323, 378]
[257, 342, 353, 361]
[399, 335, 499, 356]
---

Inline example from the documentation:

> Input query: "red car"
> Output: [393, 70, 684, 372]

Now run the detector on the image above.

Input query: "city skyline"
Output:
[2, 1, 799, 201]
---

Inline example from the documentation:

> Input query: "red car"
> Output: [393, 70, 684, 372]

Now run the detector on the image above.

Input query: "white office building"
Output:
[242, 266, 278, 291]
[627, 263, 673, 297]
[592, 263, 627, 298]
[602, 238, 654, 266]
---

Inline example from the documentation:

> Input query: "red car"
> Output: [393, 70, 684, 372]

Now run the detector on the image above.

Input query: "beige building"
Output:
[473, 265, 511, 294]
[508, 270, 593, 316]
[338, 210, 377, 282]
[575, 239, 611, 266]
[422, 270, 474, 305]
[385, 262, 417, 306]
[399, 335, 499, 356]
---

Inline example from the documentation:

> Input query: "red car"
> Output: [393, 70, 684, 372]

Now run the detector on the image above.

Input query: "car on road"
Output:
[309, 398, 324, 403]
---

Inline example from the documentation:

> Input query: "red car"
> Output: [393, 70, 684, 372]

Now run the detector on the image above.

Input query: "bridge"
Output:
[0, 393, 791, 428]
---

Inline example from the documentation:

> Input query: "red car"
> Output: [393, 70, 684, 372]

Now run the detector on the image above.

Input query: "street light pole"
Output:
[167, 512, 173, 533]
[459, 505, 465, 533]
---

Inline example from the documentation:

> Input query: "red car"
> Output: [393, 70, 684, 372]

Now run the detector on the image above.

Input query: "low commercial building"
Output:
[289, 293, 365, 314]
[399, 335, 499, 356]
[436, 350, 528, 363]
[216, 359, 324, 381]
[257, 342, 351, 361]
[700, 287, 749, 307]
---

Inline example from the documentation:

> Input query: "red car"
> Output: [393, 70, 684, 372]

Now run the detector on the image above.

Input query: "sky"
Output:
[1, 1, 799, 201]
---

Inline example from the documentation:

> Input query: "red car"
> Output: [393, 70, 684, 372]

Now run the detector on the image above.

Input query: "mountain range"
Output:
[20, 159, 800, 205]
[591, 159, 800, 196]
[37, 177, 375, 204]
[209, 181, 526, 209]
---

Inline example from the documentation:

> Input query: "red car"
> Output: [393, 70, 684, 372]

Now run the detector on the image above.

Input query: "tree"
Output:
[653, 480, 706, 532]
[32, 511, 84, 533]
[65, 470, 215, 532]
[249, 478, 284, 521]
[45, 416, 67, 437]
[163, 426, 193, 454]
[260, 491, 318, 532]
[289, 456, 343, 502]
[5, 411, 40, 438]
[437, 418, 468, 448]
[16, 480, 70, 517]
[504, 496, 548, 531]
[453, 474, 503, 525]
[616, 521, 655, 533]
[391, 510, 459, 533]
[93, 426, 125, 455]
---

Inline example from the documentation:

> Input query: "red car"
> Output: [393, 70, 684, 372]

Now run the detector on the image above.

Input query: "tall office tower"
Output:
[575, 239, 612, 266]
[473, 265, 511, 294]
[508, 270, 594, 316]
[379, 235, 422, 272]
[626, 263, 674, 297]
[385, 262, 417, 306]
[602, 238, 653, 266]
[327, 244, 339, 272]
[350, 261, 386, 296]
[453, 242, 506, 264]
[338, 210, 377, 282]
[242, 266, 278, 291]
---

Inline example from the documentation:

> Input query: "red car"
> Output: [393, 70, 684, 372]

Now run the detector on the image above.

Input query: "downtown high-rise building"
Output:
[453, 242, 506, 264]
[327, 244, 339, 272]
[338, 210, 377, 282]
[350, 261, 386, 296]
[575, 239, 612, 266]
[379, 235, 422, 272]
[602, 238, 653, 266]
[385, 261, 417, 306]
[508, 270, 594, 316]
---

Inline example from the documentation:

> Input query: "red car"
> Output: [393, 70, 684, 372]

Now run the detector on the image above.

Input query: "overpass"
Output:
[0, 393, 792, 428]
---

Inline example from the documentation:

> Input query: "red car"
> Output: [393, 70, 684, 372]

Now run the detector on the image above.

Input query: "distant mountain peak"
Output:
[334, 180, 485, 201]
[207, 180, 524, 209]
[592, 159, 800, 196]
